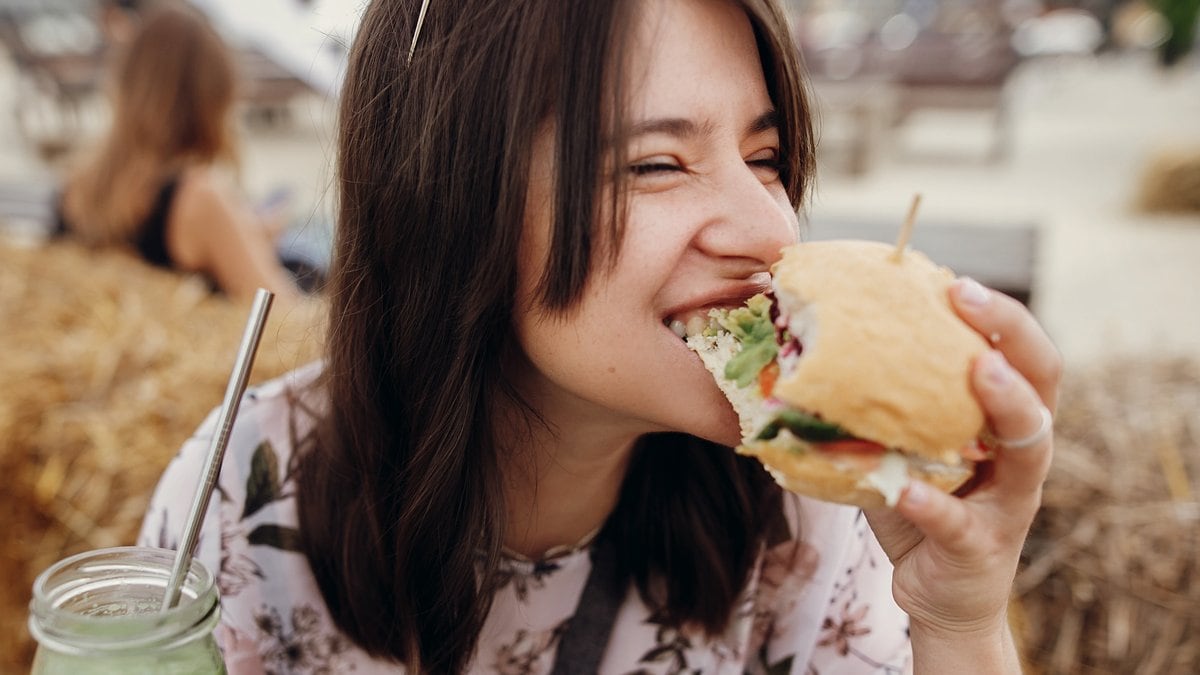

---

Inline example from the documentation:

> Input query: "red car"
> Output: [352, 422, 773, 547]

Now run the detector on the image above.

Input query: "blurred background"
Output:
[1, 0, 1197, 672]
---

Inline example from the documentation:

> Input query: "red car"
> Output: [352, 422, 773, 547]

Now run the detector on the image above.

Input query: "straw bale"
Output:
[6, 240, 1199, 673]
[0, 239, 324, 672]
[1016, 357, 1200, 674]
[1136, 148, 1200, 214]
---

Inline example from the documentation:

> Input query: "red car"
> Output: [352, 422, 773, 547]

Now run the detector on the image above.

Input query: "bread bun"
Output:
[739, 437, 973, 509]
[686, 239, 989, 507]
[771, 240, 989, 465]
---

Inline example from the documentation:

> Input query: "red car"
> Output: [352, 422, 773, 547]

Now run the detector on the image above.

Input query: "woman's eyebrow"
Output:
[747, 109, 779, 135]
[624, 117, 715, 140]
[623, 109, 778, 141]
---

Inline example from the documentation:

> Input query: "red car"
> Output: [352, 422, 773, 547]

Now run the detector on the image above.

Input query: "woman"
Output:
[139, 0, 1060, 672]
[57, 3, 302, 302]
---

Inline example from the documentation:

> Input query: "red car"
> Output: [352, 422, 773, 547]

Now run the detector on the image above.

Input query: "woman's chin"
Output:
[705, 423, 743, 448]
[636, 325, 743, 445]
[677, 401, 743, 447]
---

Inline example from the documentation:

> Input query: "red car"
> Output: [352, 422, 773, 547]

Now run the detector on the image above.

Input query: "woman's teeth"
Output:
[667, 313, 719, 339]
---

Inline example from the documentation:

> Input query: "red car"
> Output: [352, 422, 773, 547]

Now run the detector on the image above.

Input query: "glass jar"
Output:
[28, 546, 226, 674]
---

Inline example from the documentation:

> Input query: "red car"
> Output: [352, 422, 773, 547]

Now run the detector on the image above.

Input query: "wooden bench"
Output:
[804, 217, 1039, 307]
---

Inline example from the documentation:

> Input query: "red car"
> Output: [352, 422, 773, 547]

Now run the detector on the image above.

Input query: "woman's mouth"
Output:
[663, 282, 772, 341]
[663, 307, 726, 340]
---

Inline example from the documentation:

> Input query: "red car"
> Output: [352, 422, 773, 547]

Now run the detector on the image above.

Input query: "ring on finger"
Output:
[988, 404, 1053, 450]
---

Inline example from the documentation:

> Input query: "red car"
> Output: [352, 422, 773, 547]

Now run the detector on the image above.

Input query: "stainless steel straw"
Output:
[160, 288, 275, 611]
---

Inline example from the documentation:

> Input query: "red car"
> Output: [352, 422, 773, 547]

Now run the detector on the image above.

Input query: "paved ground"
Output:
[1, 51, 1197, 367]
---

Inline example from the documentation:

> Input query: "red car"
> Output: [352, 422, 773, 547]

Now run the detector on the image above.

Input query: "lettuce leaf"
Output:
[716, 293, 778, 388]
[756, 409, 852, 442]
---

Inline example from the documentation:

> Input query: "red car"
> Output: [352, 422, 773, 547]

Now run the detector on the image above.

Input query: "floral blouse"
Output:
[138, 363, 912, 674]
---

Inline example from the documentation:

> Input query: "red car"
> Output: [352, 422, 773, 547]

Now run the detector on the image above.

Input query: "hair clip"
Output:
[407, 0, 432, 65]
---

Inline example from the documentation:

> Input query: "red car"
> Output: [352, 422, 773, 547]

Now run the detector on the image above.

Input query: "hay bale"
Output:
[7, 241, 1197, 673]
[1136, 148, 1200, 214]
[0, 239, 324, 671]
[1017, 357, 1200, 674]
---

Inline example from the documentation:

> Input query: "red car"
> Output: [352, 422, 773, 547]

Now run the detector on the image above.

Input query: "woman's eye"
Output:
[628, 160, 683, 176]
[748, 150, 784, 176]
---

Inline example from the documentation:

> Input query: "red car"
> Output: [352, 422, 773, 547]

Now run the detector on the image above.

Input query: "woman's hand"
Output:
[863, 277, 1061, 671]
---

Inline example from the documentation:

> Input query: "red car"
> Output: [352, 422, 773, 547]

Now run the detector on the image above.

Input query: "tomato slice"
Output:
[816, 439, 887, 472]
[961, 440, 991, 461]
[759, 360, 780, 398]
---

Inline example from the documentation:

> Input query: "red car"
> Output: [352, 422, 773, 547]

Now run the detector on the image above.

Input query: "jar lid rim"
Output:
[29, 546, 220, 654]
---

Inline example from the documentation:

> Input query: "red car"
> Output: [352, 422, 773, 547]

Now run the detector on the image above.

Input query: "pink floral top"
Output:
[138, 364, 912, 674]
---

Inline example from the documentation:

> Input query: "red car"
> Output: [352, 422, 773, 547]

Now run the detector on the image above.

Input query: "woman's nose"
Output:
[692, 165, 799, 269]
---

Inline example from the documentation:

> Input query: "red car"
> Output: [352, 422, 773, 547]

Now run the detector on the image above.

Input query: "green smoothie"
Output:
[29, 547, 227, 674]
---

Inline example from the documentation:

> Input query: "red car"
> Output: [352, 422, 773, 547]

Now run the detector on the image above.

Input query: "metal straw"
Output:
[406, 0, 432, 65]
[160, 289, 274, 611]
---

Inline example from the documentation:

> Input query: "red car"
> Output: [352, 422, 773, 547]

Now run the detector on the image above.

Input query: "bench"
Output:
[804, 217, 1039, 307]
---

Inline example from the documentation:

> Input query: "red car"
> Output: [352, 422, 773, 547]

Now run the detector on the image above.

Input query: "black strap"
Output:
[133, 175, 180, 268]
[549, 533, 624, 674]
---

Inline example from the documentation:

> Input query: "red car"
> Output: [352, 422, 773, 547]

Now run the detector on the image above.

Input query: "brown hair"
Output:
[298, 0, 815, 671]
[62, 2, 237, 244]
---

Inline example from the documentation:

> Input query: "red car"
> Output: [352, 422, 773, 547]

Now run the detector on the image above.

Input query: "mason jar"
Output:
[28, 546, 226, 674]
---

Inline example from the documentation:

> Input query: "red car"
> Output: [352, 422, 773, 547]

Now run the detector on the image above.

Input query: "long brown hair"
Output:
[62, 3, 238, 244]
[298, 0, 815, 671]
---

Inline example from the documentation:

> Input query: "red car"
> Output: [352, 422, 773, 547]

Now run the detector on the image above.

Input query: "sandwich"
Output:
[685, 240, 991, 508]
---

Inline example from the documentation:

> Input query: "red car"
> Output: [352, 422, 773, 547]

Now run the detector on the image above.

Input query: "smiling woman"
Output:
[513, 9, 797, 461]
[135, 0, 1060, 672]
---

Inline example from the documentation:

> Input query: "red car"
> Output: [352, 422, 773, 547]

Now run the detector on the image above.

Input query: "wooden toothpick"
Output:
[891, 193, 922, 262]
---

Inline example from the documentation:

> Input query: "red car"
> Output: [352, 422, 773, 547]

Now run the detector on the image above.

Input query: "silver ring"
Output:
[991, 404, 1053, 450]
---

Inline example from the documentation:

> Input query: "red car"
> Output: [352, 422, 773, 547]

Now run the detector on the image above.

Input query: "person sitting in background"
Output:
[56, 2, 304, 303]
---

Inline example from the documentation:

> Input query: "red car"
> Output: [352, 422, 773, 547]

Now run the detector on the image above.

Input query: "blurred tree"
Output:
[1153, 0, 1200, 65]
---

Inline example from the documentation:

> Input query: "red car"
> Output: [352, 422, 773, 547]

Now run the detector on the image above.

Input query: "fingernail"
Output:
[984, 351, 1014, 388]
[957, 277, 989, 307]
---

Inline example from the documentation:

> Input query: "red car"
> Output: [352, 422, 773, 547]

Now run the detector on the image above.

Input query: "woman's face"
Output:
[514, 0, 800, 447]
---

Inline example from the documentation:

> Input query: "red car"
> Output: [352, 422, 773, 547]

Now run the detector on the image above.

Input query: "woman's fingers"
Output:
[949, 277, 1058, 509]
[889, 351, 1050, 602]
[972, 351, 1055, 505]
[890, 352, 1052, 571]
[877, 282, 1061, 636]
[894, 479, 978, 559]
[951, 278, 1062, 412]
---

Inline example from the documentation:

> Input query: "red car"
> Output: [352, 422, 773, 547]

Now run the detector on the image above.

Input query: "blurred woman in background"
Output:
[56, 2, 303, 302]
